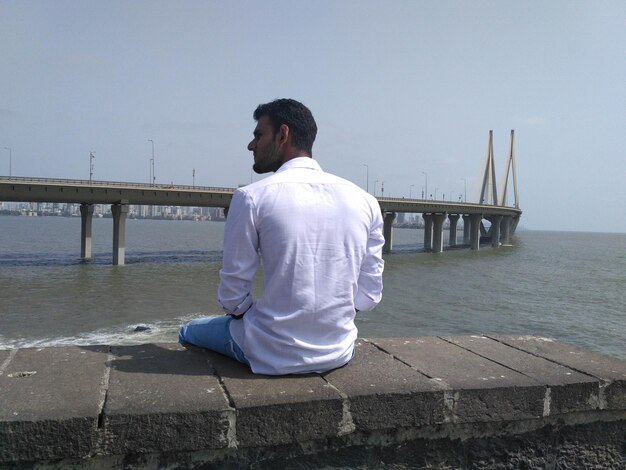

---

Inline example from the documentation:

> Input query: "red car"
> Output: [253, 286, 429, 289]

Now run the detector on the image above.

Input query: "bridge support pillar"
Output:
[422, 213, 433, 252]
[80, 203, 94, 260]
[512, 215, 520, 234]
[462, 215, 471, 245]
[501, 216, 512, 245]
[432, 213, 446, 253]
[112, 203, 129, 266]
[469, 214, 482, 251]
[383, 212, 396, 254]
[490, 215, 503, 248]
[448, 214, 460, 247]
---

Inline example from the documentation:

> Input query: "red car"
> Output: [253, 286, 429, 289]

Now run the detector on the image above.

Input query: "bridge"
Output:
[0, 131, 521, 265]
[0, 176, 521, 265]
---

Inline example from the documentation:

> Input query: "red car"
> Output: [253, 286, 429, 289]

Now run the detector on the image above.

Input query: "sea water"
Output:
[0, 216, 624, 360]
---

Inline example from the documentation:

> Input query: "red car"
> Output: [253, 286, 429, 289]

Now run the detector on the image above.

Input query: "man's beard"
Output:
[252, 145, 283, 174]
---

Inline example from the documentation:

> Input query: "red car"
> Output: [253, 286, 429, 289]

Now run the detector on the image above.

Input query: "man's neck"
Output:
[276, 147, 312, 170]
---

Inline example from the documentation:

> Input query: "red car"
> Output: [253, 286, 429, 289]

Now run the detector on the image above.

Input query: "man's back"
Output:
[223, 157, 384, 374]
[180, 99, 384, 375]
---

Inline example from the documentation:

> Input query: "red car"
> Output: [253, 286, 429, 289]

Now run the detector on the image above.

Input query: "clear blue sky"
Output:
[1, 1, 625, 232]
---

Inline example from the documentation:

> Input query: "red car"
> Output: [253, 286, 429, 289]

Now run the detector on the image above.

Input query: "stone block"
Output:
[0, 349, 13, 370]
[442, 335, 600, 415]
[370, 337, 545, 423]
[207, 351, 343, 447]
[0, 346, 108, 462]
[324, 340, 445, 431]
[102, 343, 231, 454]
[490, 335, 626, 410]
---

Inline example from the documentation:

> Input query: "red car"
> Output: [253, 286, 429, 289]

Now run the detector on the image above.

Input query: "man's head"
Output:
[248, 99, 317, 174]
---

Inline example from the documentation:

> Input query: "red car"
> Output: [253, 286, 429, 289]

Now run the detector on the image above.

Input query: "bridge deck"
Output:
[0, 176, 522, 215]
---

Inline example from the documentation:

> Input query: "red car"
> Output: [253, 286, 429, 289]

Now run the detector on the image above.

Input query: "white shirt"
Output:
[218, 157, 384, 375]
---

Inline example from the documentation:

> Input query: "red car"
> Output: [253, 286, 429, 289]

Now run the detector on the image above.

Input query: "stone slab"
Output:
[0, 349, 14, 376]
[1, 337, 624, 467]
[207, 350, 344, 447]
[103, 343, 231, 454]
[489, 335, 626, 410]
[371, 337, 546, 423]
[442, 335, 600, 415]
[0, 346, 108, 462]
[324, 339, 446, 430]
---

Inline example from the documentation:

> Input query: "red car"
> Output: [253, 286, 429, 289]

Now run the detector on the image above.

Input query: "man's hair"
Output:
[253, 99, 317, 155]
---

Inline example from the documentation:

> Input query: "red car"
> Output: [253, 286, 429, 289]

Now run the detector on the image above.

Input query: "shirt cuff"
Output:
[220, 293, 253, 318]
[354, 289, 381, 312]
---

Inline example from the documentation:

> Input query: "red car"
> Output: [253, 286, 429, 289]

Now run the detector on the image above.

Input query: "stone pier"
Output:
[382, 212, 396, 253]
[111, 203, 129, 266]
[462, 214, 471, 245]
[1, 336, 624, 468]
[431, 213, 446, 253]
[501, 215, 512, 245]
[490, 215, 503, 248]
[422, 213, 433, 252]
[80, 203, 94, 260]
[448, 214, 459, 246]
[469, 213, 482, 251]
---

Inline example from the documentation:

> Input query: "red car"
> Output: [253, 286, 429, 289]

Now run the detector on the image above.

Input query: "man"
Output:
[179, 99, 384, 375]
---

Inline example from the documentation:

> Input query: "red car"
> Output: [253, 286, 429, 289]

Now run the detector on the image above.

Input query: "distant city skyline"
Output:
[1, 1, 625, 233]
[0, 200, 226, 220]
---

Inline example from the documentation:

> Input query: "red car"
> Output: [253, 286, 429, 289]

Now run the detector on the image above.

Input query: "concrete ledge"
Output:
[0, 335, 624, 468]
[102, 344, 232, 454]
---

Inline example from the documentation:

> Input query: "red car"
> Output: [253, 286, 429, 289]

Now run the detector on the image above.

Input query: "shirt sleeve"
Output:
[217, 189, 260, 316]
[354, 203, 385, 311]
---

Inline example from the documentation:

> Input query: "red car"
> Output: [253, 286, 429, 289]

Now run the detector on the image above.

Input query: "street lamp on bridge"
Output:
[148, 139, 155, 186]
[421, 171, 427, 200]
[89, 151, 95, 182]
[4, 147, 11, 177]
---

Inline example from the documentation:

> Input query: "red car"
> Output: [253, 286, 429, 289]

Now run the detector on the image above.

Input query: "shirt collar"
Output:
[275, 157, 322, 174]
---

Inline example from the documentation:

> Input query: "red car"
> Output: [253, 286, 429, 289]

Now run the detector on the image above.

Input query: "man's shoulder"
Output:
[235, 175, 277, 193]
[322, 171, 378, 199]
[237, 164, 379, 207]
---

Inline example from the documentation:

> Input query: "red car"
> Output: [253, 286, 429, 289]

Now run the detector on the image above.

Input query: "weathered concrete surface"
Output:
[102, 344, 232, 454]
[491, 334, 626, 410]
[323, 340, 446, 430]
[0, 346, 108, 462]
[0, 350, 12, 373]
[370, 336, 547, 423]
[251, 419, 626, 470]
[208, 350, 343, 447]
[0, 336, 624, 468]
[442, 335, 600, 415]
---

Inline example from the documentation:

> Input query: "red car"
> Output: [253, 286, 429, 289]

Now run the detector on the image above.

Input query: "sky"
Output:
[1, 0, 625, 233]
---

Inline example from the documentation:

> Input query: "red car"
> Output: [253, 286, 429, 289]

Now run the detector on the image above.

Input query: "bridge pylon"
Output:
[479, 130, 498, 206]
[478, 129, 519, 209]
[499, 130, 519, 208]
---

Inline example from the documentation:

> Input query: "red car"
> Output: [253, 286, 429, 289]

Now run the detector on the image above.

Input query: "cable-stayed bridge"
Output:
[0, 131, 521, 265]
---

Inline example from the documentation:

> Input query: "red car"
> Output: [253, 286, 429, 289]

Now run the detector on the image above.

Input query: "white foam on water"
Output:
[0, 313, 219, 350]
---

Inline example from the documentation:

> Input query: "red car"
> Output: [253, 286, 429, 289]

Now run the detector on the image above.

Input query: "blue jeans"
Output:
[179, 316, 250, 366]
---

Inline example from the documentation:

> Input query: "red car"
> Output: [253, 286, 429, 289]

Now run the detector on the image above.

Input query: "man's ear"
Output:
[277, 124, 290, 146]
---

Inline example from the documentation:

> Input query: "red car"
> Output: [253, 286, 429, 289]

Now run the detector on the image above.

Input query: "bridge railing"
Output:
[0, 176, 235, 193]
[378, 196, 519, 209]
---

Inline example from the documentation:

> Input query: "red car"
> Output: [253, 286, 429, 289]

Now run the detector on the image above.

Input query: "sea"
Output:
[0, 215, 624, 360]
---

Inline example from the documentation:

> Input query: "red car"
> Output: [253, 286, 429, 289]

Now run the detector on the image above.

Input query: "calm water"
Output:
[0, 216, 624, 360]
